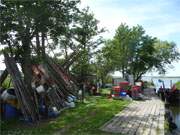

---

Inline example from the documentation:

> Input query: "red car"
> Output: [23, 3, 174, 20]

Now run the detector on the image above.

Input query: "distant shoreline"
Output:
[142, 76, 180, 78]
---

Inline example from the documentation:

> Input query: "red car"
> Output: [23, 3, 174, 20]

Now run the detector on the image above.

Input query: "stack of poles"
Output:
[1, 52, 79, 122]
[31, 55, 79, 110]
[4, 53, 39, 122]
[62, 50, 79, 70]
[45, 56, 75, 97]
[61, 51, 79, 85]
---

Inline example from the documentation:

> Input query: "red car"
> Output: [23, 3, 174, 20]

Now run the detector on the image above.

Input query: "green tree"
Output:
[102, 24, 180, 82]
[69, 7, 104, 101]
[71, 7, 104, 83]
[153, 40, 180, 74]
[0, 0, 80, 89]
[95, 54, 110, 87]
[127, 35, 157, 81]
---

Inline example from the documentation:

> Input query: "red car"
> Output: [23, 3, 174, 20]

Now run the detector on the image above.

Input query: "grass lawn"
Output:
[100, 88, 111, 95]
[1, 95, 130, 135]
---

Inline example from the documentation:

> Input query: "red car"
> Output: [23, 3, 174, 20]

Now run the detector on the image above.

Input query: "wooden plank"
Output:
[149, 100, 160, 135]
[120, 102, 146, 134]
[100, 102, 138, 132]
[158, 101, 165, 135]
[100, 89, 165, 135]
[144, 102, 157, 135]
[128, 100, 153, 135]
[114, 104, 141, 133]
[113, 103, 139, 126]
[141, 100, 156, 135]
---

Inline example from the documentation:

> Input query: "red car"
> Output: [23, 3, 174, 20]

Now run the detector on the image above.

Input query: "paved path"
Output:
[100, 88, 165, 135]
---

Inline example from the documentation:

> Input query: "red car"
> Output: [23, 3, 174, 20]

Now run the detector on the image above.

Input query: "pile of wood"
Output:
[62, 50, 80, 70]
[4, 53, 39, 122]
[0, 53, 78, 122]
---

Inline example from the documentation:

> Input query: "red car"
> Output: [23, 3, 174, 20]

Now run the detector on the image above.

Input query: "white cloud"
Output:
[81, 0, 180, 76]
[80, 0, 180, 40]
[146, 22, 180, 39]
[166, 61, 180, 76]
[1, 0, 179, 75]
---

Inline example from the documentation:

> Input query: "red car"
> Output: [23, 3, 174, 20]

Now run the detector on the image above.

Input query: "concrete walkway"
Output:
[100, 88, 165, 135]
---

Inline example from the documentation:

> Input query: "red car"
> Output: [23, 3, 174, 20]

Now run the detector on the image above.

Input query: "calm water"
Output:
[142, 76, 180, 89]
[170, 106, 180, 131]
[142, 76, 180, 131]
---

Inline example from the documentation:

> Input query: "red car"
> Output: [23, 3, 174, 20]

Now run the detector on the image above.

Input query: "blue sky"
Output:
[0, 0, 179, 76]
[81, 0, 180, 76]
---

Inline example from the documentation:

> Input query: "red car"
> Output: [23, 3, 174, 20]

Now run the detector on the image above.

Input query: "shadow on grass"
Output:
[1, 96, 130, 135]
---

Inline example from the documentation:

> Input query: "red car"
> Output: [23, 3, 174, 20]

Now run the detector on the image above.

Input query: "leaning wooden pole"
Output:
[4, 53, 39, 122]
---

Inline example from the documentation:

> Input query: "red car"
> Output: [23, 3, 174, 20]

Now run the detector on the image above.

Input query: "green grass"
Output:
[99, 88, 111, 95]
[164, 119, 169, 134]
[1, 96, 130, 135]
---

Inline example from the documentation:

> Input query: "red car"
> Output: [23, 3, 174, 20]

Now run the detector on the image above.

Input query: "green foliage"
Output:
[143, 81, 155, 88]
[100, 88, 111, 95]
[94, 50, 114, 86]
[0, 0, 82, 88]
[101, 23, 180, 81]
[104, 75, 113, 84]
[0, 0, 80, 58]
[0, 1, 105, 89]
[175, 81, 180, 90]
[2, 96, 130, 135]
[153, 40, 180, 74]
[164, 119, 170, 133]
[71, 8, 104, 82]
[2, 75, 13, 89]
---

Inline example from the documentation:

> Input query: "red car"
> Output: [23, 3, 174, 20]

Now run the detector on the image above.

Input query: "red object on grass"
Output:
[120, 81, 130, 91]
[112, 86, 121, 92]
[119, 81, 129, 90]
[132, 85, 141, 91]
[171, 85, 176, 92]
[112, 86, 121, 97]
[113, 94, 120, 97]
[119, 81, 129, 86]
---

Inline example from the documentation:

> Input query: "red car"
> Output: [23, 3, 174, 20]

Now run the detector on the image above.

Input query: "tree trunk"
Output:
[133, 73, 136, 85]
[122, 65, 125, 79]
[135, 72, 144, 82]
[36, 32, 41, 57]
[41, 32, 46, 58]
[80, 68, 85, 103]
[101, 76, 105, 88]
[64, 43, 68, 60]
[21, 37, 33, 92]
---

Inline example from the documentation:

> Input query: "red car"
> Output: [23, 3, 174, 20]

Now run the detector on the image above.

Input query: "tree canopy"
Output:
[0, 0, 105, 92]
[101, 23, 180, 82]
[0, 1, 179, 86]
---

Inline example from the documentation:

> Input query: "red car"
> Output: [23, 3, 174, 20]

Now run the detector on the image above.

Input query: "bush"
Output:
[143, 81, 154, 88]
[175, 81, 180, 90]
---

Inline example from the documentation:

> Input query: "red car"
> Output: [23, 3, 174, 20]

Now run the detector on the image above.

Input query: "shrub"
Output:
[175, 81, 180, 90]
